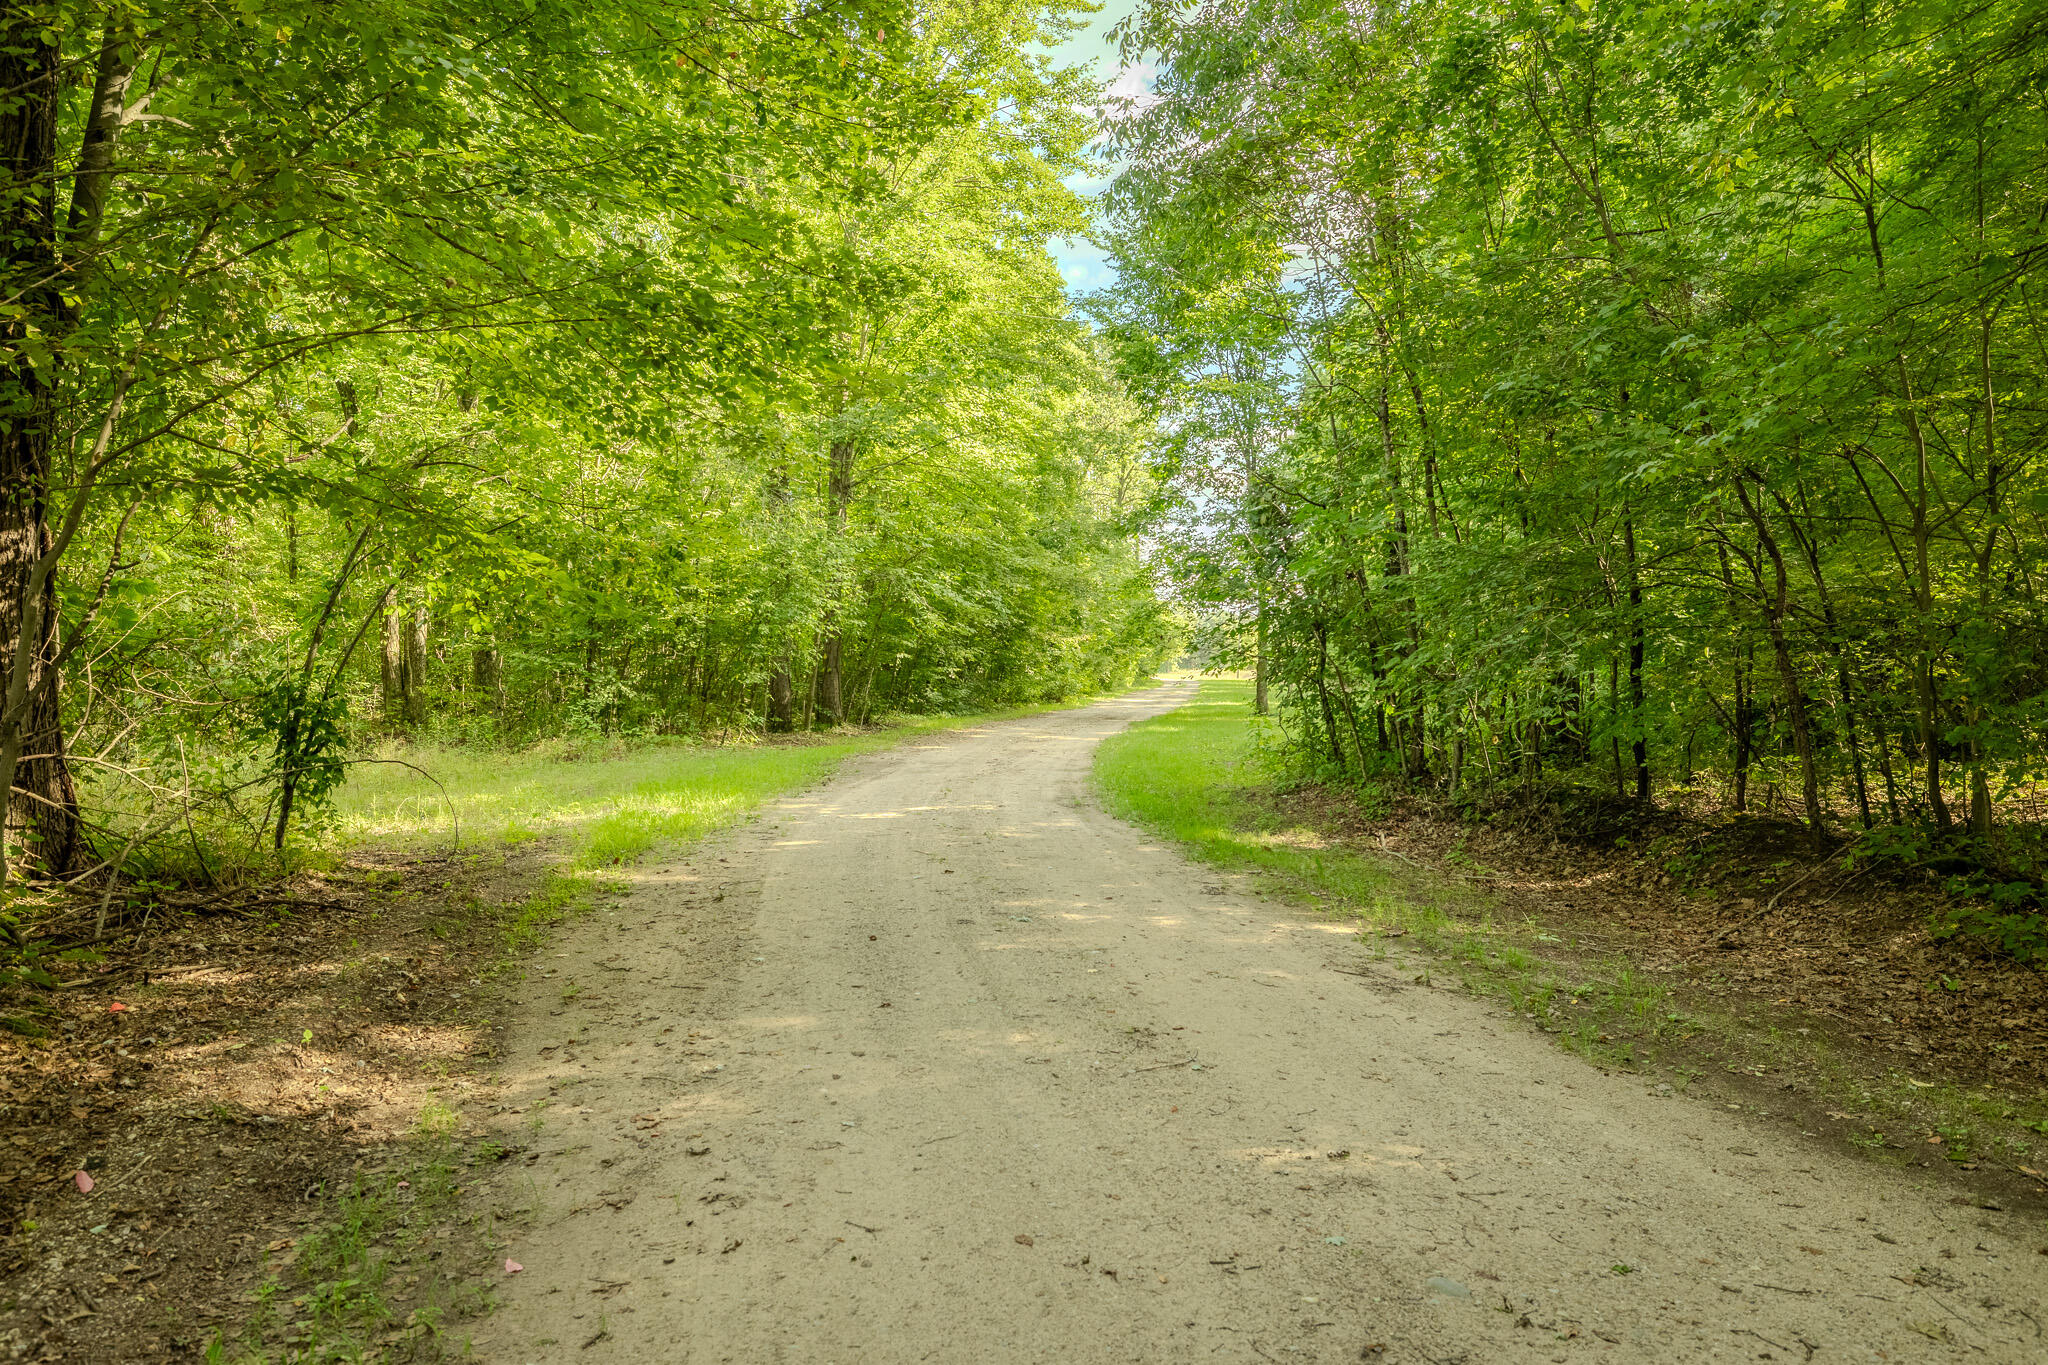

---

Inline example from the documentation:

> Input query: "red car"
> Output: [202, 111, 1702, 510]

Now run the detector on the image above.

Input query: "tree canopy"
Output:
[0, 0, 1176, 888]
[1096, 0, 2048, 928]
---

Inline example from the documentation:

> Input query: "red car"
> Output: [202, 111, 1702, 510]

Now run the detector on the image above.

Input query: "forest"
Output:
[1099, 0, 2048, 949]
[6, 5, 2048, 1358]
[0, 0, 1176, 917]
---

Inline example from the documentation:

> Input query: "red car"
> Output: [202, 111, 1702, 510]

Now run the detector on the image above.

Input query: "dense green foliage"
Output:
[0, 0, 1174, 887]
[1098, 0, 2048, 881]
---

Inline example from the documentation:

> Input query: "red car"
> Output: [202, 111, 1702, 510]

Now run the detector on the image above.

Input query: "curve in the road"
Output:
[476, 684, 2043, 1363]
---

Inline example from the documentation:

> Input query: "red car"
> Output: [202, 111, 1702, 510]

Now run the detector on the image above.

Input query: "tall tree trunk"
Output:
[1622, 516, 1650, 802]
[1372, 321, 1421, 776]
[1968, 309, 1999, 843]
[1838, 165, 1951, 832]
[1328, 651, 1368, 772]
[1873, 718, 1903, 823]
[380, 590, 404, 725]
[766, 654, 795, 733]
[814, 636, 844, 728]
[0, 514, 78, 877]
[0, 17, 81, 879]
[404, 604, 428, 727]
[815, 435, 854, 725]
[1834, 672, 1873, 829]
[1713, 536, 1753, 815]
[472, 644, 501, 709]
[1773, 488, 1874, 828]
[1733, 649, 1752, 814]
[762, 449, 798, 735]
[1734, 479, 1824, 846]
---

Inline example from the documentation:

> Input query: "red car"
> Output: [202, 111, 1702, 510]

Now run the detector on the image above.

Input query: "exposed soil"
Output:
[468, 685, 2048, 1363]
[0, 849, 538, 1362]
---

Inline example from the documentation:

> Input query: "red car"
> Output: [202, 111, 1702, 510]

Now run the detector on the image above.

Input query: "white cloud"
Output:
[1105, 60, 1158, 105]
[1064, 168, 1115, 197]
[1097, 60, 1161, 124]
[1050, 237, 1116, 294]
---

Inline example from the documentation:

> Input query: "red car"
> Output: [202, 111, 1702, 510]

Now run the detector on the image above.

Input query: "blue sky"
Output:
[1042, 0, 1152, 297]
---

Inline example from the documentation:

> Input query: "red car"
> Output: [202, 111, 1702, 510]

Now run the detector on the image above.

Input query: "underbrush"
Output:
[1285, 726, 2048, 967]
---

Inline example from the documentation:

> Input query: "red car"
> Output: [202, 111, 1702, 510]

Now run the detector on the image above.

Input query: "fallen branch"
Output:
[1125, 1056, 1201, 1075]
[1707, 829, 1877, 946]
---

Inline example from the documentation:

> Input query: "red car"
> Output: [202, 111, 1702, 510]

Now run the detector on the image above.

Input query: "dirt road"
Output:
[476, 685, 2045, 1362]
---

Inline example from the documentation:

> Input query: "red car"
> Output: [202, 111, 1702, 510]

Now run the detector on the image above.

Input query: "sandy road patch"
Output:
[475, 685, 2045, 1362]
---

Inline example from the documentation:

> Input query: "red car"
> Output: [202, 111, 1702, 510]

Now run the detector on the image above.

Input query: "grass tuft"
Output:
[204, 1108, 491, 1364]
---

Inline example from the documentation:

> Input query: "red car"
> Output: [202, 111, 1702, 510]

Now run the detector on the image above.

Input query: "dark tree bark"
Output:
[472, 644, 501, 705]
[1622, 516, 1650, 802]
[766, 657, 795, 733]
[1873, 718, 1903, 823]
[404, 604, 429, 727]
[814, 636, 844, 727]
[0, 19, 81, 877]
[1732, 650, 1753, 814]
[814, 434, 855, 725]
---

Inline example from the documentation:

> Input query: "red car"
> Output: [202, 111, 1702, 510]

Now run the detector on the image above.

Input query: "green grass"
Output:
[333, 705, 1091, 868]
[1095, 682, 1431, 920]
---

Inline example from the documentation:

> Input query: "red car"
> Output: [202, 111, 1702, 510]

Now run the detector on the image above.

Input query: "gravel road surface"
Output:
[477, 683, 2044, 1362]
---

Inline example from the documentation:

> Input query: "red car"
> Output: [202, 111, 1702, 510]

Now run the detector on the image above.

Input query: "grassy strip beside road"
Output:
[337, 706, 1108, 971]
[1094, 680, 2048, 1193]
[334, 704, 1092, 868]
